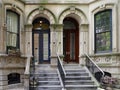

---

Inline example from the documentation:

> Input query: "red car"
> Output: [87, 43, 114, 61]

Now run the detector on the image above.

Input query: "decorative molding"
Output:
[70, 6, 76, 13]
[39, 6, 44, 13]
[59, 7, 88, 24]
[27, 8, 56, 24]
[99, 4, 106, 10]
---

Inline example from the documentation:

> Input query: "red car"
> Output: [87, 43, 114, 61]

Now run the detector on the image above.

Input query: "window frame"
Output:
[94, 9, 112, 53]
[6, 10, 20, 52]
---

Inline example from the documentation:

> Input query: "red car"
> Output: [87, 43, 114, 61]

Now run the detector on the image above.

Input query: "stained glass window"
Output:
[95, 10, 112, 53]
[6, 10, 19, 51]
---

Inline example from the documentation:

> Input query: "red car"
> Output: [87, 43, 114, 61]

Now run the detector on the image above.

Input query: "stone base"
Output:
[50, 56, 57, 66]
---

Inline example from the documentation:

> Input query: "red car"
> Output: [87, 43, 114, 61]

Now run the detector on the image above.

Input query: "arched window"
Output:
[6, 10, 20, 52]
[94, 9, 112, 53]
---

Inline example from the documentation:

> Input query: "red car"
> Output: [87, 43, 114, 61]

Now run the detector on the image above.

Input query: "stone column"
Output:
[79, 24, 89, 65]
[24, 24, 33, 57]
[0, 56, 8, 90]
[118, 0, 120, 52]
[0, 25, 6, 54]
[50, 24, 57, 66]
[24, 74, 29, 90]
[50, 24, 64, 66]
[0, 0, 6, 54]
[55, 24, 63, 55]
[20, 13, 25, 56]
[24, 23, 33, 90]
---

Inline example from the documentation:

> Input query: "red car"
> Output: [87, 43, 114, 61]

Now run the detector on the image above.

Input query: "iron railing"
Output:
[85, 53, 105, 83]
[57, 53, 66, 88]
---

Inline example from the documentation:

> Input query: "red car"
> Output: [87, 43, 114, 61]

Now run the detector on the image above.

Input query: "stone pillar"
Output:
[24, 74, 29, 90]
[0, 56, 8, 90]
[118, 0, 120, 52]
[0, 0, 6, 54]
[0, 25, 6, 54]
[25, 24, 33, 57]
[50, 24, 57, 66]
[79, 24, 89, 65]
[50, 24, 64, 66]
[55, 24, 63, 55]
[56, 24, 64, 63]
[20, 14, 25, 56]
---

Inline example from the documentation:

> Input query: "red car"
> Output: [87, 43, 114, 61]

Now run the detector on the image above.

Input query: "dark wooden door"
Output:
[63, 29, 79, 63]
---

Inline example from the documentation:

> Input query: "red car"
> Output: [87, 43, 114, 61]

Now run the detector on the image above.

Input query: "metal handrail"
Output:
[85, 53, 105, 82]
[57, 53, 66, 88]
[57, 53, 66, 75]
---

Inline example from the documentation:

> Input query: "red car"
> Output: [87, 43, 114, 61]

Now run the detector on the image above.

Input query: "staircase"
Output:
[30, 63, 99, 90]
[63, 64, 98, 90]
[30, 64, 62, 90]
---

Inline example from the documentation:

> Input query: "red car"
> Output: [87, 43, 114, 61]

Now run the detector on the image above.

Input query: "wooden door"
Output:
[63, 29, 79, 63]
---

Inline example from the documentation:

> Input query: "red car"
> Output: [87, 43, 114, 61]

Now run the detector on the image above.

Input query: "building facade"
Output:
[0, 0, 120, 89]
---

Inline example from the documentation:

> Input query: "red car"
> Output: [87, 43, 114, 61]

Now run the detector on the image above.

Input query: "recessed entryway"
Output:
[32, 17, 50, 64]
[63, 17, 79, 63]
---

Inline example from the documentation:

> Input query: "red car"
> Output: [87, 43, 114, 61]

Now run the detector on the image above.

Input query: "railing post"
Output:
[24, 74, 29, 90]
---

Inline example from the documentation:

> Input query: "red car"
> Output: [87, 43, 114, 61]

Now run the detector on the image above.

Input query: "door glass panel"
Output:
[70, 33, 75, 60]
[43, 33, 49, 60]
[34, 34, 39, 62]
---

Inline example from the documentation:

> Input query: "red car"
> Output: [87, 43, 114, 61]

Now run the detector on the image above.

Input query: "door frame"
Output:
[32, 29, 50, 63]
[63, 17, 79, 63]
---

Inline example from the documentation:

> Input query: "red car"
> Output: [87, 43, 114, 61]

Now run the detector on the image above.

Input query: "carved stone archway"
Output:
[27, 7, 56, 24]
[58, 6, 89, 65]
[59, 6, 88, 24]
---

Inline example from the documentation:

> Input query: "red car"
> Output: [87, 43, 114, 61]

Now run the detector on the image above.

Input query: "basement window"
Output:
[8, 73, 20, 85]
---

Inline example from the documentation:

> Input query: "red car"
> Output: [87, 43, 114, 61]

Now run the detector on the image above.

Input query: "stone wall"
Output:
[0, 54, 26, 90]
[89, 53, 120, 79]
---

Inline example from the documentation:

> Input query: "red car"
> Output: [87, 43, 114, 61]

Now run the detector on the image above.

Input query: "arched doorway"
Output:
[32, 17, 50, 64]
[63, 17, 79, 63]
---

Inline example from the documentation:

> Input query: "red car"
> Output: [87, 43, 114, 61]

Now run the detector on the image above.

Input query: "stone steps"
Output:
[63, 64, 98, 90]
[30, 64, 62, 90]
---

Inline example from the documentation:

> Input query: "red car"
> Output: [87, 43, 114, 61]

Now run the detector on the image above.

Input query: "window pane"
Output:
[43, 33, 49, 60]
[6, 10, 19, 50]
[95, 10, 112, 53]
[70, 33, 75, 60]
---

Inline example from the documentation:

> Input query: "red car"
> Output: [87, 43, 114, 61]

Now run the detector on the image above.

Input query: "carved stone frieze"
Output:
[90, 53, 120, 66]
[0, 56, 25, 68]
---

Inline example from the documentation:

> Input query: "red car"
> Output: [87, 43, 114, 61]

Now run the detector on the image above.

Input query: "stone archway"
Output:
[58, 6, 88, 24]
[27, 7, 56, 24]
[58, 6, 89, 64]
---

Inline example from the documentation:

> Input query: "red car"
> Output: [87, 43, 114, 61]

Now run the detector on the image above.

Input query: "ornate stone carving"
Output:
[70, 6, 76, 13]
[39, 6, 44, 13]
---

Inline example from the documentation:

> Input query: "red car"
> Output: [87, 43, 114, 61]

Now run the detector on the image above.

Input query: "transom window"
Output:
[6, 10, 20, 51]
[95, 10, 112, 53]
[33, 17, 50, 30]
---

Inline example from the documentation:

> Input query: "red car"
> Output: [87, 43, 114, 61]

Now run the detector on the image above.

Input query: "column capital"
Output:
[80, 24, 89, 32]
[50, 24, 63, 31]
[24, 24, 33, 32]
[25, 24, 33, 28]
